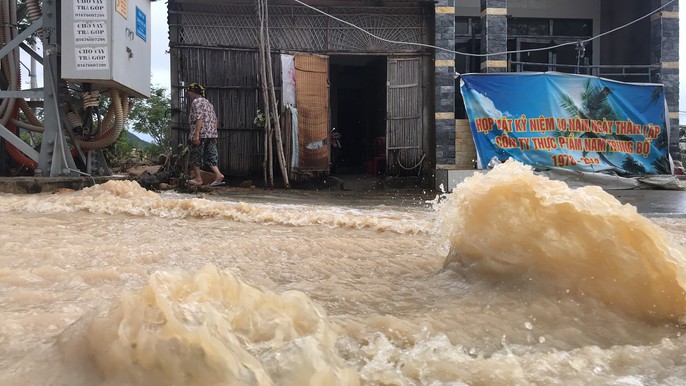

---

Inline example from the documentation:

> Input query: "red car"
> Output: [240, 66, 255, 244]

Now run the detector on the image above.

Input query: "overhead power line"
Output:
[293, 0, 675, 58]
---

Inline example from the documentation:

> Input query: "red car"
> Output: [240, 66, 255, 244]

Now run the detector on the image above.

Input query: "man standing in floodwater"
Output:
[187, 82, 225, 187]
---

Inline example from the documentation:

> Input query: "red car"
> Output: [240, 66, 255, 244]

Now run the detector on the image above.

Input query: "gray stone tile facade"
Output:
[434, 0, 456, 165]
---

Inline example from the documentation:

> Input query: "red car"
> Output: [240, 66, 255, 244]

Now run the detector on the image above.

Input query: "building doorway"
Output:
[329, 55, 387, 174]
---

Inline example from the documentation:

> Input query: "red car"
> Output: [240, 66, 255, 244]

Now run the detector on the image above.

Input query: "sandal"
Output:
[209, 180, 225, 187]
[188, 179, 203, 186]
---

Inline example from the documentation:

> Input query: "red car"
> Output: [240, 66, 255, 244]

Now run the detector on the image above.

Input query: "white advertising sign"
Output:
[75, 46, 109, 70]
[73, 21, 107, 45]
[73, 0, 107, 20]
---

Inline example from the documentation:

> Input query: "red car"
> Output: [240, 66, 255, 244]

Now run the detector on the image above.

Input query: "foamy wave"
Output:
[351, 327, 686, 385]
[70, 264, 357, 385]
[438, 160, 686, 322]
[0, 180, 430, 234]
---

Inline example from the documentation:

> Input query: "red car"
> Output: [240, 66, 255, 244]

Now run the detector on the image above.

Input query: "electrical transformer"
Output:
[61, 0, 152, 98]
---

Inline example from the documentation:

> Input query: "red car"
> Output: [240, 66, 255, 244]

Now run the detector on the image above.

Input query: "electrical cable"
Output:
[67, 167, 96, 186]
[293, 0, 675, 58]
[11, 118, 42, 132]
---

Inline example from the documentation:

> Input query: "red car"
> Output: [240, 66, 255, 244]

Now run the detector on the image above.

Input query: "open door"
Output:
[294, 54, 330, 172]
[386, 57, 424, 175]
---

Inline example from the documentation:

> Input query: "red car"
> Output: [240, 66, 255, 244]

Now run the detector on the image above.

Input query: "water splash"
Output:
[23, 265, 358, 386]
[438, 160, 686, 322]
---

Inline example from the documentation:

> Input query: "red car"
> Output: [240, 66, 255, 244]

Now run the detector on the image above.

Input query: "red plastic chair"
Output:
[371, 136, 386, 174]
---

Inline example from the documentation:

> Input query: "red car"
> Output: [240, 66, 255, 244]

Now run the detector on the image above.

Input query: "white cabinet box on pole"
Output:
[61, 0, 152, 98]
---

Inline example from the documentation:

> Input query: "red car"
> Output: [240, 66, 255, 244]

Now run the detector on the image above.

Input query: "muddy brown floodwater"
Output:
[2, 161, 686, 385]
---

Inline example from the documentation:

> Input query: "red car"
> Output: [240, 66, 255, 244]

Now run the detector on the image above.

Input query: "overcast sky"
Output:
[150, 1, 171, 91]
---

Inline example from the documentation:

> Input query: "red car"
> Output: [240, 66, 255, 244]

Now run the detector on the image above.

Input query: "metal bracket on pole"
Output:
[36, 0, 80, 177]
[0, 17, 42, 61]
[19, 42, 43, 65]
[87, 150, 112, 176]
[48, 120, 77, 176]
[0, 123, 39, 162]
[0, 89, 44, 99]
[0, 17, 43, 172]
[39, 51, 78, 177]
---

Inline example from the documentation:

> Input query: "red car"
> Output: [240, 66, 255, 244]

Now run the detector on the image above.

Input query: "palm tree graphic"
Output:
[557, 80, 669, 175]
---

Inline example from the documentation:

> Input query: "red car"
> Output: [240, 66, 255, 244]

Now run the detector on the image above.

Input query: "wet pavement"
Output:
[607, 189, 686, 217]
[187, 174, 439, 210]
[196, 173, 686, 217]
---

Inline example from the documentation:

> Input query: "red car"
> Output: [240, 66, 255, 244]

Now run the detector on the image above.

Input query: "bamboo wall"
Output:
[169, 1, 432, 178]
[172, 47, 283, 177]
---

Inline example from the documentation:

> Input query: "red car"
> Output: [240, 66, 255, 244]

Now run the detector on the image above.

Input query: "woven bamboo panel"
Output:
[295, 54, 330, 172]
[173, 47, 287, 176]
[171, 4, 430, 53]
[387, 57, 424, 175]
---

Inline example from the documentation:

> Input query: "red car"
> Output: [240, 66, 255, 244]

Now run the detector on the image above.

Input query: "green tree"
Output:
[108, 128, 135, 160]
[128, 85, 171, 157]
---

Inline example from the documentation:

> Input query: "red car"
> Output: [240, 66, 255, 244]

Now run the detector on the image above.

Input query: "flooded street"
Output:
[2, 161, 686, 385]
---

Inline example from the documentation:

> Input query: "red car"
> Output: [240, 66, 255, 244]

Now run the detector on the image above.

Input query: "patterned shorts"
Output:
[189, 138, 219, 167]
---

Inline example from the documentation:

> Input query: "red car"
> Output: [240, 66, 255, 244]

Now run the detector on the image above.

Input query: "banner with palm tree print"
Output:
[459, 72, 671, 175]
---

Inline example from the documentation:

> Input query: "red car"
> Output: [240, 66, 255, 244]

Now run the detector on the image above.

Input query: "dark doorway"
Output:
[329, 55, 387, 174]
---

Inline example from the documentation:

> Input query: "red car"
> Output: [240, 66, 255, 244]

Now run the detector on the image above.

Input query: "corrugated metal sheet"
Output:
[386, 57, 423, 175]
[294, 54, 330, 172]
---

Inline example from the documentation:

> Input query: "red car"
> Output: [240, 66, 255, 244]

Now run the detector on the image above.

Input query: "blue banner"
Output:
[459, 72, 671, 174]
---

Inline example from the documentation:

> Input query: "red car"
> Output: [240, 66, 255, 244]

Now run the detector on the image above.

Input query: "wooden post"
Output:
[256, 0, 272, 189]
[263, 0, 290, 188]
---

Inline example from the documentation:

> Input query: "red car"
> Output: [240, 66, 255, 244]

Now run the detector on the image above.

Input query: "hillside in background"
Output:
[126, 131, 152, 149]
